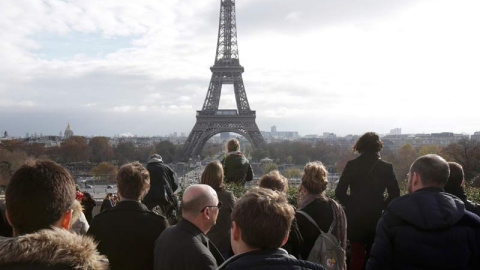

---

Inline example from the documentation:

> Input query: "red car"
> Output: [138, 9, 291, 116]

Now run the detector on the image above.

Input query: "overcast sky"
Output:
[1, 0, 480, 137]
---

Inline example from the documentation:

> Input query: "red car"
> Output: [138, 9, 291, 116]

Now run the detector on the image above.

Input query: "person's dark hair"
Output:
[301, 161, 328, 194]
[227, 138, 240, 152]
[231, 188, 294, 250]
[201, 161, 225, 190]
[104, 193, 113, 199]
[410, 154, 450, 187]
[259, 170, 288, 192]
[83, 192, 96, 204]
[6, 159, 76, 235]
[446, 162, 464, 187]
[353, 132, 383, 153]
[117, 162, 150, 200]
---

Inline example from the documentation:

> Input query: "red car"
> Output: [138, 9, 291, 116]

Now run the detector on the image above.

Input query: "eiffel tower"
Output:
[183, 0, 266, 158]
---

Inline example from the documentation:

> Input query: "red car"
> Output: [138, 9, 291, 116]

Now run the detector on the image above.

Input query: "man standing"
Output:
[367, 154, 480, 269]
[88, 162, 168, 270]
[0, 160, 107, 269]
[154, 184, 224, 270]
[218, 188, 325, 270]
[221, 139, 253, 185]
[142, 154, 179, 217]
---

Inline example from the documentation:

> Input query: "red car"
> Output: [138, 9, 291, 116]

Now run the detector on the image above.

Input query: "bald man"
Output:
[154, 184, 224, 270]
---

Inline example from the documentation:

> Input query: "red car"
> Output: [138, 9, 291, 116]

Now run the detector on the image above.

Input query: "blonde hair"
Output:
[259, 170, 288, 192]
[227, 138, 240, 152]
[301, 161, 328, 194]
[201, 161, 225, 190]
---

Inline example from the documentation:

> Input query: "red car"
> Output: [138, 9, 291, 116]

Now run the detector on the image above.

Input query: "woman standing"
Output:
[201, 161, 236, 258]
[335, 132, 400, 270]
[100, 193, 114, 212]
[296, 161, 347, 269]
[81, 192, 97, 224]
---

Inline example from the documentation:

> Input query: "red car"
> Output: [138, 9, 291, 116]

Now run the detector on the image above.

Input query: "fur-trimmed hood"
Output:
[0, 227, 108, 270]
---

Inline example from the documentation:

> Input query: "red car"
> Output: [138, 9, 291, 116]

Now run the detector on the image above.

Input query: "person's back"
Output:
[367, 154, 480, 270]
[142, 154, 178, 214]
[0, 159, 107, 270]
[88, 162, 168, 270]
[222, 139, 253, 185]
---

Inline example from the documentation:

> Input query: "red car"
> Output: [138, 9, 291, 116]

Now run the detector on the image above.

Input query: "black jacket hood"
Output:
[387, 187, 465, 230]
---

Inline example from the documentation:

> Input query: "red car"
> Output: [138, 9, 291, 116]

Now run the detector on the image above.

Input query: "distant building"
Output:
[471, 131, 480, 141]
[64, 123, 74, 138]
[3, 131, 8, 138]
[271, 125, 277, 133]
[389, 128, 402, 135]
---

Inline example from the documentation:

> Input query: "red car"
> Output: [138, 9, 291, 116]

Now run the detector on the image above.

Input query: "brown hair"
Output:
[410, 154, 449, 187]
[201, 161, 225, 190]
[6, 159, 76, 235]
[227, 138, 240, 152]
[259, 170, 288, 192]
[117, 162, 150, 200]
[301, 161, 328, 194]
[232, 188, 294, 249]
[353, 132, 383, 153]
[447, 162, 464, 187]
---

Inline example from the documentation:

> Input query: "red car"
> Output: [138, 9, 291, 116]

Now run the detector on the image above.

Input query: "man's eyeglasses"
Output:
[200, 201, 223, 212]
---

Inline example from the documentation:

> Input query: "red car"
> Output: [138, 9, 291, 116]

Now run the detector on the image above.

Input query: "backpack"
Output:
[297, 205, 346, 270]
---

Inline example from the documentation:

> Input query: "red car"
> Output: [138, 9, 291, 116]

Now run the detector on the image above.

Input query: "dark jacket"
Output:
[335, 152, 399, 243]
[100, 198, 113, 212]
[295, 199, 333, 260]
[154, 218, 224, 270]
[207, 189, 235, 255]
[366, 187, 480, 270]
[142, 157, 179, 212]
[82, 199, 97, 224]
[0, 227, 108, 270]
[217, 248, 326, 270]
[88, 200, 168, 270]
[444, 184, 480, 216]
[222, 152, 253, 185]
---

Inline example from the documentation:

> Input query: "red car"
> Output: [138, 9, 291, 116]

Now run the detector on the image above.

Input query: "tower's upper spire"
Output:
[214, 0, 239, 65]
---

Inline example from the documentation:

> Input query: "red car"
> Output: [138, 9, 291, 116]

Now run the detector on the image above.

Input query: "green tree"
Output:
[442, 139, 480, 181]
[115, 142, 136, 164]
[262, 162, 278, 175]
[417, 144, 442, 156]
[89, 137, 114, 163]
[60, 136, 90, 162]
[0, 149, 29, 188]
[395, 144, 417, 181]
[284, 167, 302, 179]
[91, 162, 118, 183]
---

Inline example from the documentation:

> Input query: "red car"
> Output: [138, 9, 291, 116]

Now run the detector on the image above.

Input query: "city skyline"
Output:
[1, 0, 480, 137]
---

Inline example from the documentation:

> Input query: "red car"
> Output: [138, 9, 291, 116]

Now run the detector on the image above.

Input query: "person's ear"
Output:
[281, 233, 289, 246]
[5, 209, 12, 227]
[231, 221, 241, 241]
[60, 209, 73, 230]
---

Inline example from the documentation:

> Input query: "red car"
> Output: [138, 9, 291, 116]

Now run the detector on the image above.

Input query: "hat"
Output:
[148, 154, 163, 163]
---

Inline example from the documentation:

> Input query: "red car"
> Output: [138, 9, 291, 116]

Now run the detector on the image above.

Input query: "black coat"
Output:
[88, 201, 168, 270]
[142, 160, 179, 211]
[207, 189, 235, 255]
[222, 153, 253, 185]
[154, 219, 224, 270]
[367, 187, 480, 270]
[217, 248, 326, 270]
[335, 152, 399, 243]
[444, 184, 480, 216]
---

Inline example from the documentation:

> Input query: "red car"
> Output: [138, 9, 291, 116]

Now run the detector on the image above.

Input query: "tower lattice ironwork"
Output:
[183, 0, 266, 158]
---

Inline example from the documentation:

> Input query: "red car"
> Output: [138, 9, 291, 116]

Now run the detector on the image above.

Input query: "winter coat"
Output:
[366, 187, 480, 270]
[100, 199, 113, 212]
[154, 219, 224, 270]
[207, 189, 236, 256]
[0, 227, 108, 270]
[82, 199, 97, 224]
[335, 152, 400, 243]
[142, 158, 179, 212]
[222, 152, 253, 185]
[217, 248, 326, 270]
[88, 200, 168, 270]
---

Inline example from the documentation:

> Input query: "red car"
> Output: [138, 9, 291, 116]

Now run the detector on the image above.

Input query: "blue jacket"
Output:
[367, 187, 480, 270]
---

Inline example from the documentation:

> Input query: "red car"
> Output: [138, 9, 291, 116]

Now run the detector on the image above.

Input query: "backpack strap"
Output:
[297, 210, 326, 234]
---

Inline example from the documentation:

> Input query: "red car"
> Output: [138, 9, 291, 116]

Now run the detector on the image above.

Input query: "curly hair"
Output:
[117, 162, 150, 200]
[301, 161, 328, 194]
[353, 132, 383, 153]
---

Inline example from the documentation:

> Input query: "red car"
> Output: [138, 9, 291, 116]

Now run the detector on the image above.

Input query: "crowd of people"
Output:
[0, 135, 480, 270]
